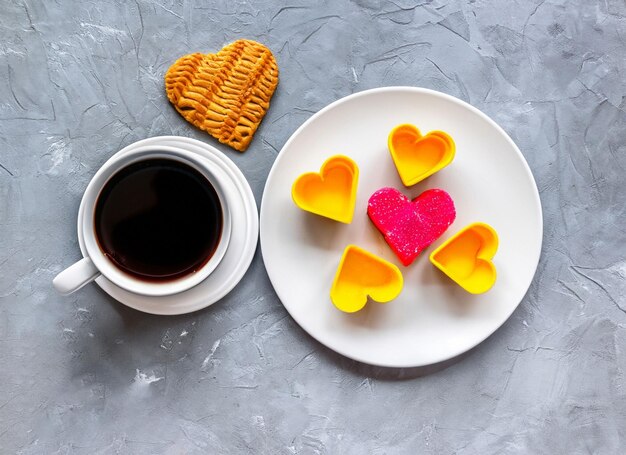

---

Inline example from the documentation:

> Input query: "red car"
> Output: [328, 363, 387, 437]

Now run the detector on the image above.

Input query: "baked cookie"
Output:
[165, 39, 279, 151]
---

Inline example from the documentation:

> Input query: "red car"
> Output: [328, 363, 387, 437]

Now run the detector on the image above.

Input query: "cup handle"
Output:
[53, 257, 101, 295]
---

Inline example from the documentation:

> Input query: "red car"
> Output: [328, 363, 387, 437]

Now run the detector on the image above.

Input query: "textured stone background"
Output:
[1, 0, 625, 453]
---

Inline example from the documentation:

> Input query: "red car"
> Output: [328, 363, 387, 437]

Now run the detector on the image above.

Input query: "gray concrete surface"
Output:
[1, 0, 625, 453]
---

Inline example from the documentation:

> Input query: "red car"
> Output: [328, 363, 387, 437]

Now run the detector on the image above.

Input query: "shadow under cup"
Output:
[92, 154, 230, 292]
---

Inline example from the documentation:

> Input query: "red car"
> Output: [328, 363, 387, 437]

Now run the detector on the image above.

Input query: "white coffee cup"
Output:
[53, 145, 232, 296]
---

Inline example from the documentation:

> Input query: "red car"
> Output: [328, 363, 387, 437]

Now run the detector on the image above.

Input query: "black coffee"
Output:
[94, 158, 223, 281]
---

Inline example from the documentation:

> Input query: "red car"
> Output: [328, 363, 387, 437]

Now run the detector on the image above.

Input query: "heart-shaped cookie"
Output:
[368, 187, 456, 266]
[330, 245, 403, 313]
[430, 222, 498, 294]
[292, 155, 359, 223]
[388, 124, 455, 186]
[165, 39, 279, 152]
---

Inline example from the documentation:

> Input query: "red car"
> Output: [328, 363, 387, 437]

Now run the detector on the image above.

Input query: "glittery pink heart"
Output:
[367, 187, 456, 266]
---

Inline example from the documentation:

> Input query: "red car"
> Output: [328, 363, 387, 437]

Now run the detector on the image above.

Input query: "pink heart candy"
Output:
[367, 187, 456, 266]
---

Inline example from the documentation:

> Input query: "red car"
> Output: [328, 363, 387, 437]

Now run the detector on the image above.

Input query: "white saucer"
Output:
[260, 87, 542, 367]
[78, 136, 258, 315]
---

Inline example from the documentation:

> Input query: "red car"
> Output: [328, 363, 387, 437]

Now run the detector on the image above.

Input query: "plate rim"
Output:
[260, 86, 543, 367]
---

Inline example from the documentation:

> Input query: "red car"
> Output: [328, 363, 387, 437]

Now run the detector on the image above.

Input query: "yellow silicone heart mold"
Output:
[430, 222, 498, 294]
[291, 155, 358, 223]
[330, 245, 403, 313]
[388, 124, 455, 186]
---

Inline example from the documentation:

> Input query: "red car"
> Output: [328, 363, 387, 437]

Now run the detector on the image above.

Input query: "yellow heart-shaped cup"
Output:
[331, 245, 403, 313]
[292, 155, 358, 223]
[430, 222, 498, 294]
[388, 124, 455, 186]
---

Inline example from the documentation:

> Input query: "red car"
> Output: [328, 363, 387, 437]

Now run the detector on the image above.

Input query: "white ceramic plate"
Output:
[260, 87, 542, 367]
[78, 136, 258, 315]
